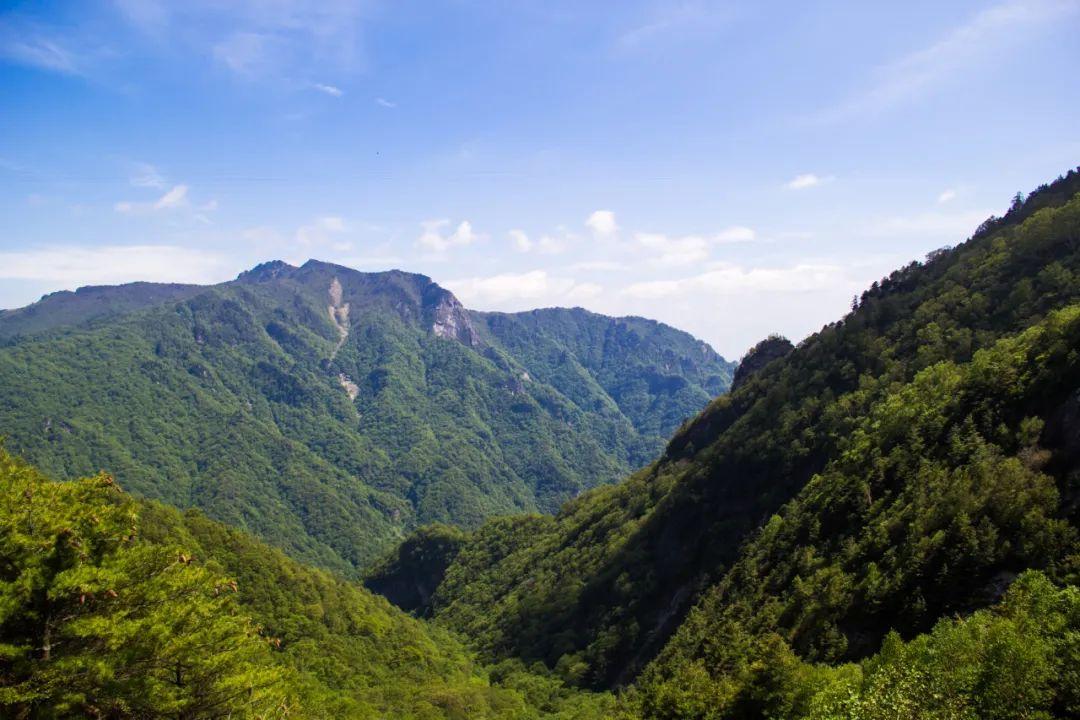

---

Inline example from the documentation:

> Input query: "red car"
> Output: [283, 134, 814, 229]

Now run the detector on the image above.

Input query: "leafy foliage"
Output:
[624, 571, 1080, 720]
[0, 450, 288, 719]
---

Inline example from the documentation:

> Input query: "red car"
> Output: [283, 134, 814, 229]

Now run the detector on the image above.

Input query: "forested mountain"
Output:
[367, 168, 1080, 716]
[0, 261, 732, 575]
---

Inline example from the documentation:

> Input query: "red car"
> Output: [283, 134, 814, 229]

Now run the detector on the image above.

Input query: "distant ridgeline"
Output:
[365, 167, 1080, 717]
[0, 260, 733, 575]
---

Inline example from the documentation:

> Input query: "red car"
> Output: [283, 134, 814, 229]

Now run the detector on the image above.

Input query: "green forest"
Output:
[0, 264, 732, 575]
[3, 167, 1080, 718]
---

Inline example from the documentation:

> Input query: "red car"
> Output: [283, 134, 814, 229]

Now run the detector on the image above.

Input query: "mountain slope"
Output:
[0, 446, 616, 719]
[0, 261, 733, 574]
[370, 167, 1080, 691]
[8, 443, 1075, 719]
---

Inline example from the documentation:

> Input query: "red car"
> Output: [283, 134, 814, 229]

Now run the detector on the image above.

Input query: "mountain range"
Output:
[3, 168, 1080, 718]
[0, 261, 733, 574]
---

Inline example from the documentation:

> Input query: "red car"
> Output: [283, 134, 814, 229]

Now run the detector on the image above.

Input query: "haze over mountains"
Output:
[0, 260, 733, 573]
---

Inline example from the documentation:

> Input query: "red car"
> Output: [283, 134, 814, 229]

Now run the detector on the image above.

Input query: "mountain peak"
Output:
[236, 260, 298, 282]
[731, 334, 794, 390]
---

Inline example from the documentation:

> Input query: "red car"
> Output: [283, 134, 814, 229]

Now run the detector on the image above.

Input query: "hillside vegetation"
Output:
[0, 263, 732, 574]
[370, 168, 1080, 704]
[0, 447, 617, 718]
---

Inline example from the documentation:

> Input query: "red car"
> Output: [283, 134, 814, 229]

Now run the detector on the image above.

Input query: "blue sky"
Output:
[1, 0, 1077, 357]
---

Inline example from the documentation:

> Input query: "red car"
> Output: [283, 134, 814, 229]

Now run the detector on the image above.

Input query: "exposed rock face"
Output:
[338, 373, 360, 401]
[424, 285, 480, 347]
[731, 334, 794, 390]
[327, 278, 351, 360]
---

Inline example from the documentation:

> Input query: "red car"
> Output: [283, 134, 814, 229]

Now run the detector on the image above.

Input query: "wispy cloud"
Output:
[785, 173, 831, 190]
[819, 0, 1076, 121]
[937, 188, 957, 204]
[567, 260, 629, 272]
[313, 82, 344, 97]
[511, 228, 576, 255]
[447, 270, 602, 308]
[634, 226, 757, 266]
[622, 262, 849, 300]
[115, 184, 192, 214]
[615, 2, 736, 50]
[0, 245, 230, 286]
[0, 35, 82, 74]
[154, 184, 188, 209]
[509, 229, 532, 252]
[375, 97, 396, 108]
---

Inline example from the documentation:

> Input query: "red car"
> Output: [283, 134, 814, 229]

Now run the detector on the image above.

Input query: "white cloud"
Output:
[417, 219, 481, 253]
[715, 225, 756, 243]
[622, 262, 851, 300]
[567, 260, 629, 272]
[608, 255, 906, 358]
[586, 210, 618, 238]
[313, 83, 344, 97]
[509, 229, 532, 252]
[635, 233, 709, 266]
[447, 270, 602, 308]
[937, 189, 957, 204]
[375, 97, 397, 108]
[114, 184, 190, 214]
[821, 0, 1075, 121]
[633, 226, 758, 266]
[512, 227, 577, 255]
[0, 35, 81, 75]
[785, 173, 830, 190]
[537, 235, 569, 255]
[0, 245, 230, 286]
[154, 184, 188, 209]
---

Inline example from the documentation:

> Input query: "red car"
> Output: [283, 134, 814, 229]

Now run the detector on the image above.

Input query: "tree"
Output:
[0, 449, 292, 719]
